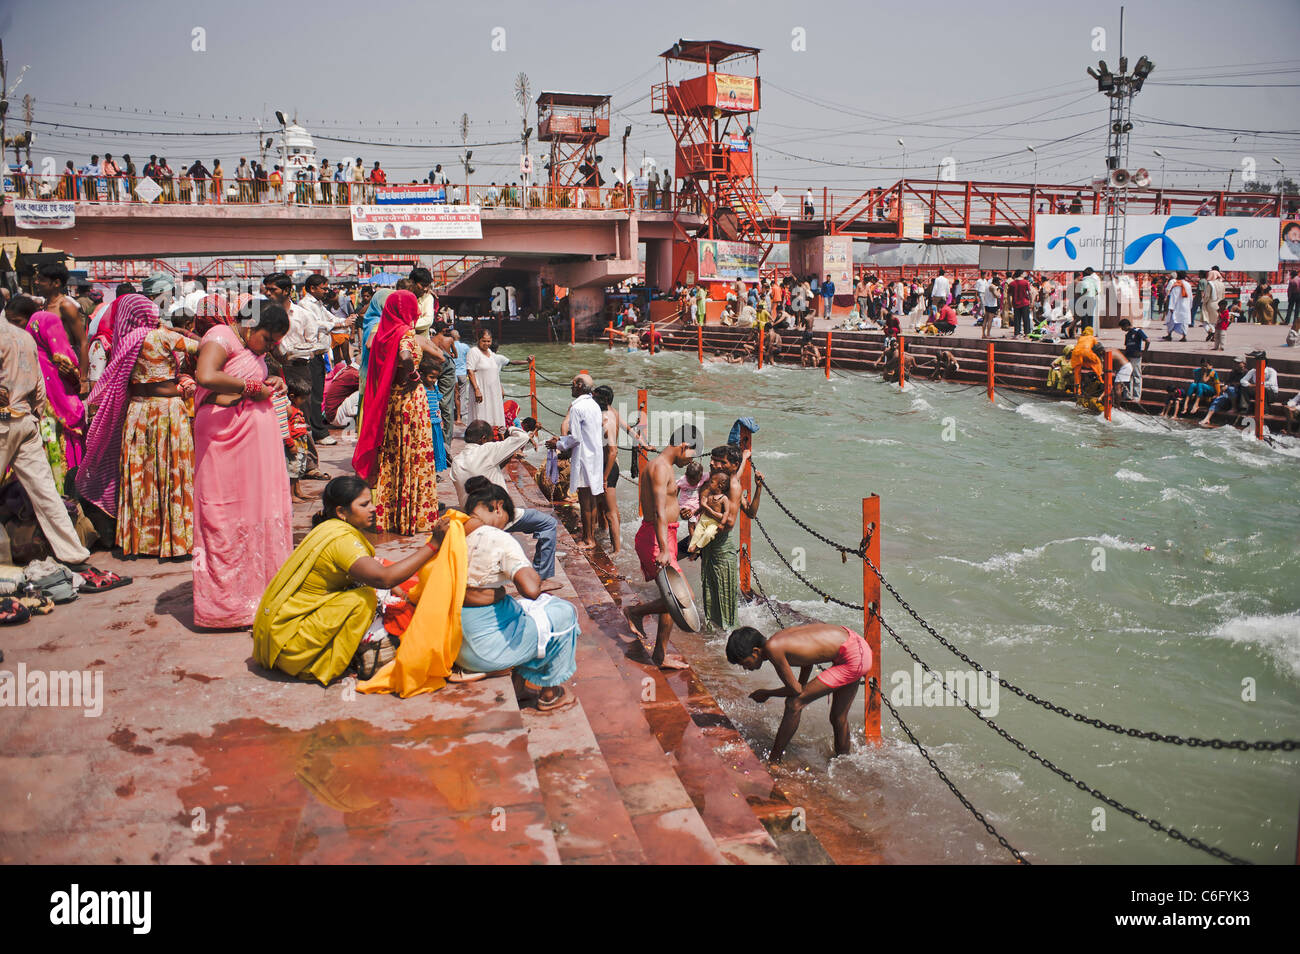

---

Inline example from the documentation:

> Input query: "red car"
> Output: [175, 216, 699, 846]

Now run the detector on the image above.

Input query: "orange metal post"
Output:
[738, 423, 753, 595]
[863, 495, 882, 743]
[649, 321, 656, 355]
[757, 328, 764, 370]
[1104, 350, 1113, 422]
[636, 388, 648, 517]
[570, 310, 575, 344]
[897, 336, 906, 388]
[697, 322, 703, 363]
[825, 330, 832, 379]
[1255, 358, 1266, 440]
[986, 341, 995, 401]
[528, 356, 538, 422]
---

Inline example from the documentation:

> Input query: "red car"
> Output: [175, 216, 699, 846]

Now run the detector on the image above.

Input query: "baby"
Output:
[676, 460, 707, 536]
[687, 471, 732, 554]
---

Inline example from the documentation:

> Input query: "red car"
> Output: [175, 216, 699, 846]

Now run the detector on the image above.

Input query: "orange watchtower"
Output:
[536, 91, 611, 203]
[651, 39, 769, 287]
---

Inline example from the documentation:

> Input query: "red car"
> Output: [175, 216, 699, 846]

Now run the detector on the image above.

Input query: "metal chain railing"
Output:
[875, 610, 1252, 864]
[751, 515, 864, 611]
[874, 678, 1029, 865]
[747, 559, 787, 628]
[755, 475, 869, 560]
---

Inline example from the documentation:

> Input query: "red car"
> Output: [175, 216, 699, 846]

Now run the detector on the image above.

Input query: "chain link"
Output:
[875, 610, 1252, 864]
[752, 515, 865, 611]
[747, 559, 787, 628]
[755, 475, 870, 559]
[874, 678, 1030, 864]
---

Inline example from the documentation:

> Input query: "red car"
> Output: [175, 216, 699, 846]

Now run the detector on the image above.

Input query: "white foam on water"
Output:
[1207, 610, 1300, 681]
[1159, 487, 1197, 506]
[760, 450, 792, 458]
[1200, 484, 1229, 496]
[909, 396, 932, 411]
[857, 438, 903, 445]
[938, 533, 1148, 573]
[1114, 468, 1155, 483]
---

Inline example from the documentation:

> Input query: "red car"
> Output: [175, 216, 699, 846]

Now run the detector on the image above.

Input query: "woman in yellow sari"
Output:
[253, 476, 448, 685]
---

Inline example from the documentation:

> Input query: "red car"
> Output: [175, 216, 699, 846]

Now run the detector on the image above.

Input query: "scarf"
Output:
[352, 290, 418, 483]
[90, 299, 117, 353]
[76, 295, 162, 516]
[357, 289, 392, 388]
[26, 311, 87, 469]
[194, 292, 234, 337]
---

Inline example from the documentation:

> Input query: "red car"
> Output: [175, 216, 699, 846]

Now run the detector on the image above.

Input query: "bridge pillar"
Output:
[567, 286, 606, 336]
[644, 238, 673, 293]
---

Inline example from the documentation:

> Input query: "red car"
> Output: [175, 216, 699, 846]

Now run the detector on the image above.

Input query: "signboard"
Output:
[350, 204, 482, 241]
[13, 200, 76, 230]
[1280, 219, 1300, 263]
[901, 200, 926, 240]
[932, 226, 965, 241]
[727, 137, 749, 153]
[979, 246, 1035, 272]
[1033, 215, 1281, 272]
[374, 184, 446, 205]
[697, 239, 761, 281]
[713, 73, 755, 111]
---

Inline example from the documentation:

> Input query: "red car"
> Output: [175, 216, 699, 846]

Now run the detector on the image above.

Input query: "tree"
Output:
[1244, 177, 1298, 195]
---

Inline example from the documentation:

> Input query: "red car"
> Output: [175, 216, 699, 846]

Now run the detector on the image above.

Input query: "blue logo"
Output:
[1207, 227, 1239, 261]
[1047, 226, 1082, 259]
[1124, 216, 1195, 270]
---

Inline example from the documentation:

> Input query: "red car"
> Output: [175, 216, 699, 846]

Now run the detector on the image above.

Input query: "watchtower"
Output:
[536, 92, 611, 192]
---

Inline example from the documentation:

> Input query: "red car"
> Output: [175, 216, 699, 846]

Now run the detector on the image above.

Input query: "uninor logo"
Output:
[1124, 216, 1195, 270]
[1207, 227, 1239, 260]
[1047, 226, 1082, 259]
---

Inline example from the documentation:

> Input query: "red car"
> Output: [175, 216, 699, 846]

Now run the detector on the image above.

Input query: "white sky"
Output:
[2, 0, 1298, 194]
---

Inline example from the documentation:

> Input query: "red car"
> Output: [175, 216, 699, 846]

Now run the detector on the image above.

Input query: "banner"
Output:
[697, 239, 760, 281]
[901, 200, 926, 240]
[1034, 215, 1281, 272]
[1281, 219, 1300, 263]
[375, 184, 446, 205]
[13, 200, 76, 230]
[350, 204, 481, 241]
[713, 73, 755, 111]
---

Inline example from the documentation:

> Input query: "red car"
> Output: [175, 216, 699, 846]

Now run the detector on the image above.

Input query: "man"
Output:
[264, 272, 333, 450]
[929, 268, 951, 320]
[1238, 359, 1279, 417]
[803, 187, 815, 220]
[1285, 270, 1300, 332]
[726, 622, 868, 763]
[157, 157, 174, 202]
[622, 438, 697, 670]
[102, 153, 121, 202]
[1192, 270, 1209, 329]
[698, 443, 759, 630]
[319, 159, 333, 204]
[409, 267, 437, 335]
[546, 373, 604, 549]
[123, 154, 137, 200]
[1007, 270, 1033, 338]
[187, 158, 209, 204]
[451, 327, 471, 423]
[451, 419, 560, 580]
[429, 321, 459, 438]
[1074, 267, 1100, 332]
[369, 161, 387, 187]
[930, 301, 958, 335]
[32, 263, 89, 394]
[820, 273, 835, 321]
[976, 271, 999, 337]
[1164, 271, 1192, 342]
[1117, 317, 1149, 401]
[236, 157, 252, 203]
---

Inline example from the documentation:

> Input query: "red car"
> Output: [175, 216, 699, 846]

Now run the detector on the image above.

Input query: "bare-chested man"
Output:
[33, 263, 89, 395]
[623, 438, 697, 669]
[591, 384, 654, 554]
[726, 622, 870, 763]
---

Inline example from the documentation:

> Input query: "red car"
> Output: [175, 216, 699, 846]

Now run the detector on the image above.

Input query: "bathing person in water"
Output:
[726, 623, 870, 763]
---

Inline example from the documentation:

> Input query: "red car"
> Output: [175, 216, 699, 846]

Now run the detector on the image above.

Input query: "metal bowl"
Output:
[655, 564, 702, 633]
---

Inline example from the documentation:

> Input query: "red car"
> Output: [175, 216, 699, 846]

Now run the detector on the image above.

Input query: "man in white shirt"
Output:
[548, 373, 604, 549]
[451, 420, 558, 579]
[409, 267, 436, 335]
[265, 271, 334, 451]
[1163, 271, 1192, 341]
[1238, 361, 1278, 414]
[929, 268, 951, 320]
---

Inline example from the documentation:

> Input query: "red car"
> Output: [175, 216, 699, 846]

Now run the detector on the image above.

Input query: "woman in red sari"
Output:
[352, 290, 443, 535]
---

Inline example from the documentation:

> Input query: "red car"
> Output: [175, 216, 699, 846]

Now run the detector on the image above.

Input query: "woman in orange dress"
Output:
[352, 290, 443, 535]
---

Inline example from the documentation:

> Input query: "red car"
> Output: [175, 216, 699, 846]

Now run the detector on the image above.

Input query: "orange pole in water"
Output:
[697, 322, 703, 364]
[1255, 358, 1266, 440]
[757, 328, 765, 370]
[570, 310, 575, 344]
[528, 356, 538, 422]
[649, 321, 656, 355]
[986, 341, 995, 402]
[1104, 350, 1113, 422]
[897, 335, 906, 388]
[863, 495, 882, 743]
[826, 330, 832, 379]
[738, 423, 753, 595]
[636, 388, 648, 518]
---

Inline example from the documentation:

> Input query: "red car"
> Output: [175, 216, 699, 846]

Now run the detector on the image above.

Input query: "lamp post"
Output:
[897, 137, 906, 179]
[1027, 145, 1038, 189]
[1273, 157, 1286, 199]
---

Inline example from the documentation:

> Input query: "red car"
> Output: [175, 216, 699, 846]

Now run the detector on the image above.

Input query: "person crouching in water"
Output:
[726, 623, 871, 763]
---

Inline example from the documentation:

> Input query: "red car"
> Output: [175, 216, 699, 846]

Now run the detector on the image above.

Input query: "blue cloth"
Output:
[507, 507, 558, 580]
[453, 341, 471, 377]
[357, 289, 391, 389]
[728, 417, 759, 446]
[457, 597, 579, 687]
[425, 386, 449, 471]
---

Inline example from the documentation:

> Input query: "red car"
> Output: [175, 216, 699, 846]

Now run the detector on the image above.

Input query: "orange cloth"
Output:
[358, 511, 469, 697]
[1071, 332, 1103, 379]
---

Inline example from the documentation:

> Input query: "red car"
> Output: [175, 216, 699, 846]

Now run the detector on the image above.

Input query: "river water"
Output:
[503, 341, 1300, 864]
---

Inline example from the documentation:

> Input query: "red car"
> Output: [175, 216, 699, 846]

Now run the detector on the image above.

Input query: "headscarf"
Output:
[194, 291, 233, 337]
[26, 311, 87, 470]
[352, 290, 418, 483]
[89, 300, 116, 350]
[357, 288, 392, 387]
[76, 295, 162, 516]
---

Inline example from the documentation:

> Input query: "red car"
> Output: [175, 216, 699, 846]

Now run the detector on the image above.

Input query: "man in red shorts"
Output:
[623, 439, 698, 669]
[726, 623, 870, 762]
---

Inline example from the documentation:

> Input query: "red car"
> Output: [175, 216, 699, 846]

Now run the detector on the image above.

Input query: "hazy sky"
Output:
[2, 0, 1297, 194]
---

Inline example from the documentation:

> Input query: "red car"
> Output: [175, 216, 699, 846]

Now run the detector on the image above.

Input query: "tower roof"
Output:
[659, 39, 760, 63]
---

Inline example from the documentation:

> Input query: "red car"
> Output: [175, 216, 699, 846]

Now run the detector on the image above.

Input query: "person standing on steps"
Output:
[546, 373, 603, 549]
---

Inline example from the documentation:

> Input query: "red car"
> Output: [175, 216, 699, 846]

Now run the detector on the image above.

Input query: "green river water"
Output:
[502, 341, 1300, 864]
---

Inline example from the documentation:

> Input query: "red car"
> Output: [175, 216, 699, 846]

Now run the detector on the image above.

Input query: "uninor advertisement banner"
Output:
[1033, 215, 1281, 272]
[350, 204, 482, 240]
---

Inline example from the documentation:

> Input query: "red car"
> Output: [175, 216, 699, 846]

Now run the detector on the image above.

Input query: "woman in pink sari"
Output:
[25, 310, 87, 494]
[191, 303, 292, 628]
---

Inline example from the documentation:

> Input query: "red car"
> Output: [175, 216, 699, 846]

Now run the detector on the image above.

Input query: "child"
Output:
[675, 460, 707, 546]
[285, 383, 312, 500]
[726, 623, 871, 762]
[1210, 299, 1230, 352]
[687, 471, 731, 555]
[418, 354, 449, 472]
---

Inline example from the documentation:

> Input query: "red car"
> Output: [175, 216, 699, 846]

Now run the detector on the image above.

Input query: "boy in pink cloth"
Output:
[726, 623, 871, 762]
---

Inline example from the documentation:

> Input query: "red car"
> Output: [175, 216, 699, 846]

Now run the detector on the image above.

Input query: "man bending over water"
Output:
[726, 623, 870, 763]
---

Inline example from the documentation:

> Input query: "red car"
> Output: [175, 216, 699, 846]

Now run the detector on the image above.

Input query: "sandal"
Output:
[351, 634, 400, 680]
[536, 688, 578, 713]
[301, 470, 331, 481]
[15, 594, 54, 616]
[0, 597, 31, 626]
[446, 667, 487, 684]
[76, 567, 132, 593]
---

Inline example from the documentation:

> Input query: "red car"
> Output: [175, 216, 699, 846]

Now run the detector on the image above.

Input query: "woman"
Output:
[77, 294, 191, 556]
[191, 303, 293, 628]
[253, 476, 446, 686]
[1250, 282, 1276, 325]
[26, 310, 86, 494]
[456, 478, 579, 711]
[465, 329, 510, 428]
[352, 290, 441, 535]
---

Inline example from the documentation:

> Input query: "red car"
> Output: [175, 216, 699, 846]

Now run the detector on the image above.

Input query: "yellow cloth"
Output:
[688, 515, 720, 552]
[359, 510, 469, 697]
[252, 519, 377, 685]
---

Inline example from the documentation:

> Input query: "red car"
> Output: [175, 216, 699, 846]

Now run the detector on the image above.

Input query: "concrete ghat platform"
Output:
[0, 440, 854, 865]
